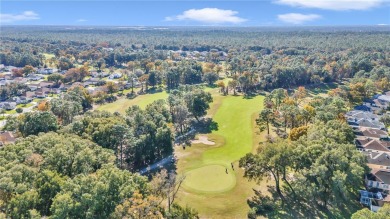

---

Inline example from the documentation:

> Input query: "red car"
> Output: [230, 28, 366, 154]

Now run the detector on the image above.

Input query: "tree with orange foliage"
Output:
[113, 191, 163, 219]
[37, 100, 49, 111]
[22, 65, 35, 76]
[11, 68, 23, 77]
[288, 125, 308, 141]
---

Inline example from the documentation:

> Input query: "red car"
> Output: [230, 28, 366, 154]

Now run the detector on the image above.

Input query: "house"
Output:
[354, 104, 372, 112]
[359, 190, 386, 212]
[13, 77, 28, 84]
[27, 83, 39, 91]
[37, 68, 54, 74]
[348, 118, 386, 130]
[378, 94, 390, 103]
[59, 84, 72, 91]
[35, 87, 52, 98]
[361, 170, 390, 212]
[39, 81, 55, 88]
[366, 170, 390, 192]
[355, 137, 390, 152]
[1, 102, 17, 110]
[108, 72, 122, 79]
[363, 151, 390, 170]
[27, 74, 44, 81]
[346, 110, 380, 121]
[35, 91, 47, 98]
[84, 78, 102, 86]
[354, 127, 389, 140]
[91, 71, 109, 78]
[23, 91, 36, 99]
[0, 131, 16, 146]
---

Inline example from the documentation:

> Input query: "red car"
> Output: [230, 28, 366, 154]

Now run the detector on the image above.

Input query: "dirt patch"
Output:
[191, 135, 215, 145]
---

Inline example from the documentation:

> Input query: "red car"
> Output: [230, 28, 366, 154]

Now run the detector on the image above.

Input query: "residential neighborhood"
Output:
[348, 93, 390, 212]
[0, 65, 141, 117]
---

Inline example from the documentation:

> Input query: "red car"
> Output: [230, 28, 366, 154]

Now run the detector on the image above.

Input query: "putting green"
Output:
[183, 164, 236, 193]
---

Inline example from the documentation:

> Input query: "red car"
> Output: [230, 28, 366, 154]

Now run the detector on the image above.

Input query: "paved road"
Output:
[139, 155, 174, 175]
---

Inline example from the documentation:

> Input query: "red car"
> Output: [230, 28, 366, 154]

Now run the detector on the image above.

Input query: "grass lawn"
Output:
[176, 93, 266, 218]
[96, 91, 169, 113]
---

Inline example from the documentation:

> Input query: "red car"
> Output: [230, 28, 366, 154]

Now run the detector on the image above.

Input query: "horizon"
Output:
[1, 0, 390, 26]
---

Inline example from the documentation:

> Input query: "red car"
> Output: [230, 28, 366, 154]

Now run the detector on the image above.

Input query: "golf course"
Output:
[176, 93, 266, 218]
[96, 87, 266, 218]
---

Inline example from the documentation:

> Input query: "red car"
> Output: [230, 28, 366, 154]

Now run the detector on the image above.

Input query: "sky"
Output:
[0, 0, 390, 26]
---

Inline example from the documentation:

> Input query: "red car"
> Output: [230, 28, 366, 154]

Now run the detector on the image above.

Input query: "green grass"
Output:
[182, 164, 236, 193]
[19, 103, 34, 108]
[204, 95, 264, 162]
[176, 93, 266, 218]
[96, 91, 169, 113]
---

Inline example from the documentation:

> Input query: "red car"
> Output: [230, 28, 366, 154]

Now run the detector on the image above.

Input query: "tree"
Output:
[256, 108, 274, 135]
[11, 68, 23, 77]
[148, 71, 157, 88]
[185, 89, 213, 121]
[35, 170, 65, 215]
[127, 72, 137, 94]
[172, 105, 189, 134]
[288, 125, 308, 141]
[50, 165, 148, 218]
[239, 140, 294, 198]
[22, 65, 35, 76]
[380, 114, 390, 127]
[217, 80, 226, 94]
[270, 88, 286, 109]
[66, 86, 93, 111]
[292, 141, 368, 208]
[228, 80, 238, 95]
[47, 73, 64, 87]
[105, 81, 118, 96]
[150, 169, 186, 211]
[50, 97, 82, 125]
[18, 111, 58, 137]
[112, 191, 163, 219]
[165, 204, 199, 219]
[352, 203, 390, 219]
[203, 72, 219, 86]
[294, 86, 307, 103]
[96, 58, 106, 72]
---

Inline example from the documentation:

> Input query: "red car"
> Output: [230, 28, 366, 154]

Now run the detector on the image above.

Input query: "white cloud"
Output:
[278, 13, 321, 24]
[165, 8, 247, 24]
[0, 11, 40, 23]
[275, 0, 385, 11]
[76, 19, 87, 22]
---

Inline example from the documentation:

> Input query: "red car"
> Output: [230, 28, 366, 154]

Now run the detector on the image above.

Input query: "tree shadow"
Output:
[252, 185, 362, 219]
[192, 117, 219, 134]
[146, 87, 163, 94]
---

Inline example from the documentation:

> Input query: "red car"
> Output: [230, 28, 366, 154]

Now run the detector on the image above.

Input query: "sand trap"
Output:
[191, 135, 215, 145]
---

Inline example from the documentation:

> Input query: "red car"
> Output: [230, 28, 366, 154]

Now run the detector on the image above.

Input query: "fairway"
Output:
[176, 94, 265, 218]
[96, 91, 169, 113]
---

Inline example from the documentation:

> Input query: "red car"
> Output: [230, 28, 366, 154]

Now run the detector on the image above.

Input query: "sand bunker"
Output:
[191, 135, 215, 145]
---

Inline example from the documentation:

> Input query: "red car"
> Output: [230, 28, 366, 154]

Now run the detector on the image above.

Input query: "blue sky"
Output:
[1, 0, 390, 26]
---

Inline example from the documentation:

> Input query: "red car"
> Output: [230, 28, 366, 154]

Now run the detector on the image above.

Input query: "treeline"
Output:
[0, 132, 198, 218]
[245, 88, 369, 217]
[4, 85, 212, 170]
[1, 27, 390, 92]
[0, 85, 213, 218]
